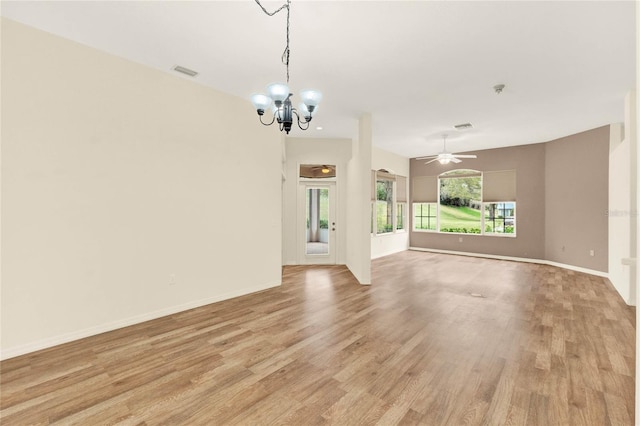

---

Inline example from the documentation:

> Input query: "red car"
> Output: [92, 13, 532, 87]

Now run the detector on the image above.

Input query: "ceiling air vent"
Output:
[172, 65, 198, 77]
[454, 123, 473, 130]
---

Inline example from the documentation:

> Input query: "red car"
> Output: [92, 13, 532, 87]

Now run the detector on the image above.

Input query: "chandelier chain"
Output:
[254, 0, 291, 83]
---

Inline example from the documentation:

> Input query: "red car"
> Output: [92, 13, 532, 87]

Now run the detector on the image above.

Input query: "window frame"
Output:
[376, 178, 394, 235]
[412, 202, 438, 232]
[396, 202, 406, 232]
[483, 201, 517, 237]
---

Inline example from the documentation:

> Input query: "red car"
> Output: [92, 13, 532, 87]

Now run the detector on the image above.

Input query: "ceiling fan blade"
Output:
[424, 158, 439, 165]
[452, 154, 477, 159]
[451, 158, 462, 163]
[416, 156, 438, 160]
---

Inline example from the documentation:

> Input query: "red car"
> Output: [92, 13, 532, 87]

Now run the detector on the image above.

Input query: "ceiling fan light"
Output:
[267, 83, 290, 103]
[438, 158, 451, 165]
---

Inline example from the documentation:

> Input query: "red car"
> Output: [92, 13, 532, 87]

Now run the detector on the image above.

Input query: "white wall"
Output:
[345, 115, 373, 284]
[371, 146, 410, 259]
[609, 115, 635, 305]
[608, 122, 632, 302]
[636, 3, 640, 414]
[1, 19, 283, 359]
[282, 137, 351, 265]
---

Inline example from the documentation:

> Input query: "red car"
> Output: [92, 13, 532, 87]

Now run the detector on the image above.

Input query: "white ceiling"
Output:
[2, 1, 636, 158]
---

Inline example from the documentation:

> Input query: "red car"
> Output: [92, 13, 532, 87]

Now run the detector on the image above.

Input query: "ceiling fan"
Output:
[300, 164, 336, 178]
[416, 134, 477, 165]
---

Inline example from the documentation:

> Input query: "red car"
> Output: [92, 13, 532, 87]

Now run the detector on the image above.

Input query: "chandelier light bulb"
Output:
[300, 89, 323, 110]
[298, 102, 319, 119]
[267, 83, 290, 104]
[250, 94, 272, 114]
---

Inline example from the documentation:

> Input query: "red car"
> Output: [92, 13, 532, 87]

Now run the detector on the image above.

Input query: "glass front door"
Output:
[300, 183, 336, 264]
[306, 187, 329, 255]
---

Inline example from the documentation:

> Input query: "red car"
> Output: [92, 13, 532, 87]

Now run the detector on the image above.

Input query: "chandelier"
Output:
[250, 0, 322, 134]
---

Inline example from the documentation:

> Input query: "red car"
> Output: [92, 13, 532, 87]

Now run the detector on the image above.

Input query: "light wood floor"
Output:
[1, 251, 635, 425]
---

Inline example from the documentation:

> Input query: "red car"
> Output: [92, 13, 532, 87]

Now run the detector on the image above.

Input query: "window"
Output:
[376, 179, 394, 234]
[413, 203, 437, 231]
[411, 169, 516, 237]
[485, 202, 516, 235]
[396, 202, 406, 230]
[395, 175, 407, 232]
[370, 203, 374, 234]
[371, 170, 406, 236]
[439, 170, 482, 234]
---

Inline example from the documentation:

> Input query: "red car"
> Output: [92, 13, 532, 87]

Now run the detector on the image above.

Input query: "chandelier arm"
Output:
[259, 114, 277, 126]
[292, 109, 311, 124]
[292, 110, 311, 130]
[297, 119, 310, 131]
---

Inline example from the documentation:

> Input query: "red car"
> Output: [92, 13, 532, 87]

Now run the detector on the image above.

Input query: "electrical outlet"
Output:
[589, 250, 595, 257]
[458, 237, 463, 243]
[169, 273, 177, 286]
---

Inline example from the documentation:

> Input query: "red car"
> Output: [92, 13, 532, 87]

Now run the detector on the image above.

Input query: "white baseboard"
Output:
[409, 247, 609, 278]
[371, 247, 409, 260]
[0, 282, 280, 361]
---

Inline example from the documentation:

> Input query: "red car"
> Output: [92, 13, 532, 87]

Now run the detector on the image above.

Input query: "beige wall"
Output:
[411, 142, 546, 259]
[1, 19, 283, 358]
[545, 126, 609, 271]
[282, 137, 351, 265]
[410, 126, 610, 273]
[345, 114, 372, 284]
[608, 123, 632, 303]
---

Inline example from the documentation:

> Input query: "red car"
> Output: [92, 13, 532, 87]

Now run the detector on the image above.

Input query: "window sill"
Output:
[411, 229, 516, 237]
[373, 231, 407, 237]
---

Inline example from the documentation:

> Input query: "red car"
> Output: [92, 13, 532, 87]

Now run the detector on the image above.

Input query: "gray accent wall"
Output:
[410, 126, 610, 272]
[411, 142, 546, 260]
[545, 126, 609, 272]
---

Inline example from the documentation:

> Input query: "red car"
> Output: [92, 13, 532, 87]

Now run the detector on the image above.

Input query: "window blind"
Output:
[371, 170, 377, 201]
[396, 176, 407, 202]
[483, 170, 516, 202]
[376, 170, 396, 181]
[412, 176, 438, 203]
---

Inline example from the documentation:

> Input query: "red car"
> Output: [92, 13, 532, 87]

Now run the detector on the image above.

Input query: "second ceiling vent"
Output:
[454, 123, 473, 130]
[172, 65, 199, 77]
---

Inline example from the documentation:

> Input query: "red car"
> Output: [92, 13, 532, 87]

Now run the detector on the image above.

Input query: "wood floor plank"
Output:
[0, 251, 635, 425]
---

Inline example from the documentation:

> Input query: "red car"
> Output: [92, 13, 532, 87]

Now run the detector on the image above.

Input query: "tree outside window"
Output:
[439, 170, 482, 234]
[376, 179, 393, 234]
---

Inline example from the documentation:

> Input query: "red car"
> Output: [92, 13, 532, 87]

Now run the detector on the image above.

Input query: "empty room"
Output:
[1, 1, 638, 424]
